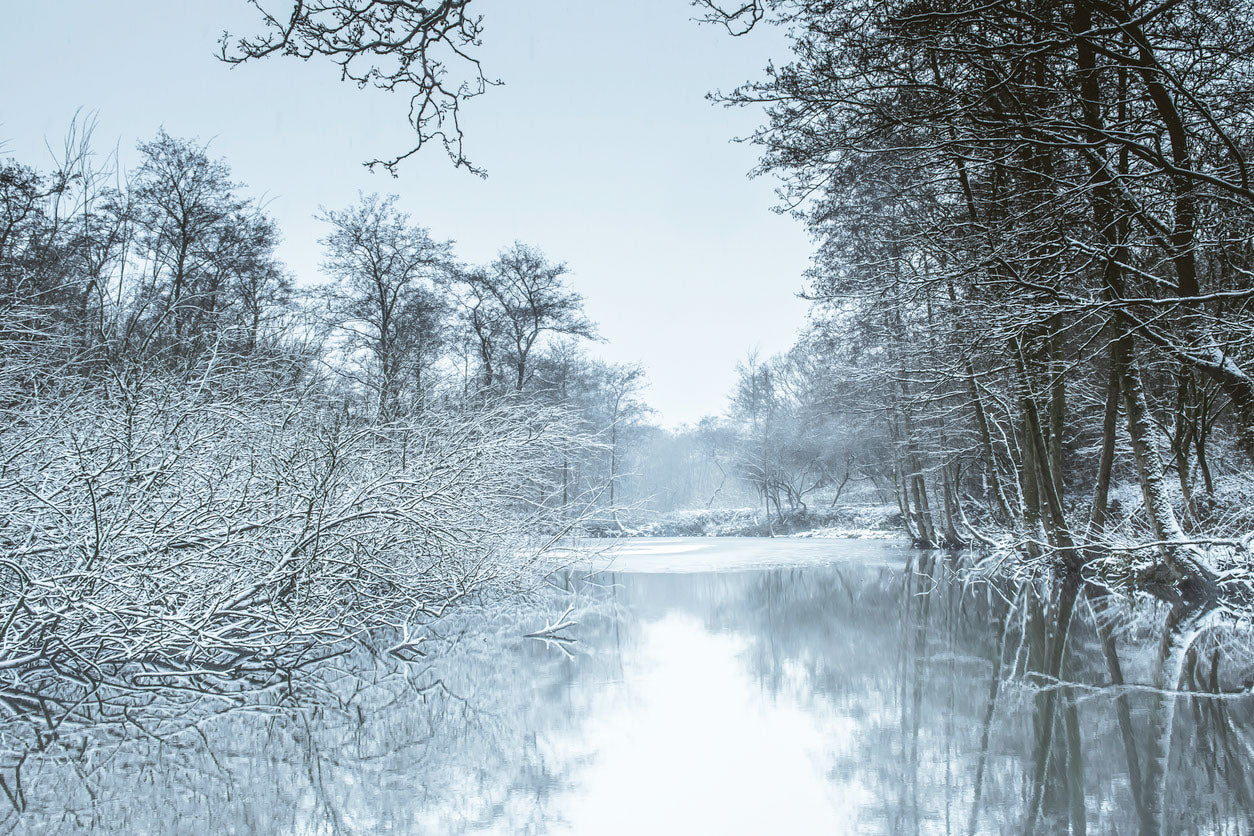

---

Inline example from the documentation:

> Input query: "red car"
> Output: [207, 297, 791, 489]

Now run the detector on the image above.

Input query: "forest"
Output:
[672, 0, 1254, 605]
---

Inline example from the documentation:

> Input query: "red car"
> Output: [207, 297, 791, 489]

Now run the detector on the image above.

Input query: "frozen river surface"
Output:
[13, 537, 1254, 833]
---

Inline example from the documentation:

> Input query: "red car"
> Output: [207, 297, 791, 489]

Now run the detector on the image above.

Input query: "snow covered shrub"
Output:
[0, 366, 588, 735]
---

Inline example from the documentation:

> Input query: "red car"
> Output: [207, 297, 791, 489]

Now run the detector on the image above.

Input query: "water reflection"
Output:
[3, 538, 1254, 834]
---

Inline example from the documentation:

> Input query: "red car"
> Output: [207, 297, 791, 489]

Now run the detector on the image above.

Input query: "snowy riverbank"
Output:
[583, 505, 906, 540]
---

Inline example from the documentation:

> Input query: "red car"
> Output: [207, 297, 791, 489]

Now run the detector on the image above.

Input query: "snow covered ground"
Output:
[586, 504, 905, 539]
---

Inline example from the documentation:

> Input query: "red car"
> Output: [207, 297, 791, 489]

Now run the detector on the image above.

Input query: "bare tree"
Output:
[0, 122, 619, 815]
[458, 243, 597, 391]
[600, 362, 650, 514]
[320, 193, 452, 421]
[130, 131, 245, 357]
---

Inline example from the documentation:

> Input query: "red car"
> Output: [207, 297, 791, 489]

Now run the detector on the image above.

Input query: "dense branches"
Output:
[0, 125, 627, 771]
[0, 376, 584, 726]
[220, 0, 494, 173]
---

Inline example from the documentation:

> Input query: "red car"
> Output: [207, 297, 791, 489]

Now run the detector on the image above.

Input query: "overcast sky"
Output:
[3, 0, 811, 426]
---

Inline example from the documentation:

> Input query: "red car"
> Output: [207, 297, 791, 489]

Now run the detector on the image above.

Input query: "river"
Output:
[5, 537, 1253, 833]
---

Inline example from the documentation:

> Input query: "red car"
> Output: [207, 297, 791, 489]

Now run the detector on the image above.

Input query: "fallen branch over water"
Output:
[524, 605, 577, 642]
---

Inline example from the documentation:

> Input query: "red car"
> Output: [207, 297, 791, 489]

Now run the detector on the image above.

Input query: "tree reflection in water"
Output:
[701, 548, 1254, 834]
[2, 538, 1252, 834]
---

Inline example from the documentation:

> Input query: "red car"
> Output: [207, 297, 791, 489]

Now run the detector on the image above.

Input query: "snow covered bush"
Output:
[0, 364, 589, 741]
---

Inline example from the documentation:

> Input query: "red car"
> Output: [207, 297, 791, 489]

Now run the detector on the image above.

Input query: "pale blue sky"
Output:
[3, 0, 811, 426]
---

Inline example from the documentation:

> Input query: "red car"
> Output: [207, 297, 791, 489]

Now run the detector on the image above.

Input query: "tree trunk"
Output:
[1117, 338, 1217, 603]
[968, 365, 1012, 521]
[1047, 324, 1066, 505]
[1087, 359, 1121, 539]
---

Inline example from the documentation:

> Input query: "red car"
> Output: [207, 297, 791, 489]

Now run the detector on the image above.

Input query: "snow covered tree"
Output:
[457, 242, 597, 392]
[319, 193, 452, 421]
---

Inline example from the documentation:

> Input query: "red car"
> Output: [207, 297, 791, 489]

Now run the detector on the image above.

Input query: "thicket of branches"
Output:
[694, 0, 1254, 599]
[221, 0, 493, 174]
[0, 117, 646, 785]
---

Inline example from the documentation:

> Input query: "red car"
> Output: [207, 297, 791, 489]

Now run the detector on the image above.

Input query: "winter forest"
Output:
[6, 0, 1254, 832]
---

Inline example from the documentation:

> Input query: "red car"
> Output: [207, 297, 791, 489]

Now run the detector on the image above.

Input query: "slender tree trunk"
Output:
[895, 459, 919, 545]
[968, 366, 1012, 521]
[1195, 429, 1214, 496]
[1019, 412, 1044, 559]
[903, 406, 936, 548]
[940, 455, 963, 547]
[609, 423, 618, 512]
[1172, 381, 1195, 531]
[1119, 343, 1182, 548]
[1088, 359, 1121, 539]
[561, 456, 569, 512]
[1014, 340, 1081, 570]
[1047, 327, 1066, 505]
[1117, 338, 1217, 602]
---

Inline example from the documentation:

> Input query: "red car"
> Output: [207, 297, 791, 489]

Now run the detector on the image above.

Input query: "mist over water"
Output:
[11, 538, 1252, 833]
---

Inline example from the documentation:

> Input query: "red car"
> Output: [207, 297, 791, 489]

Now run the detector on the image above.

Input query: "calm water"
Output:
[6, 537, 1254, 834]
